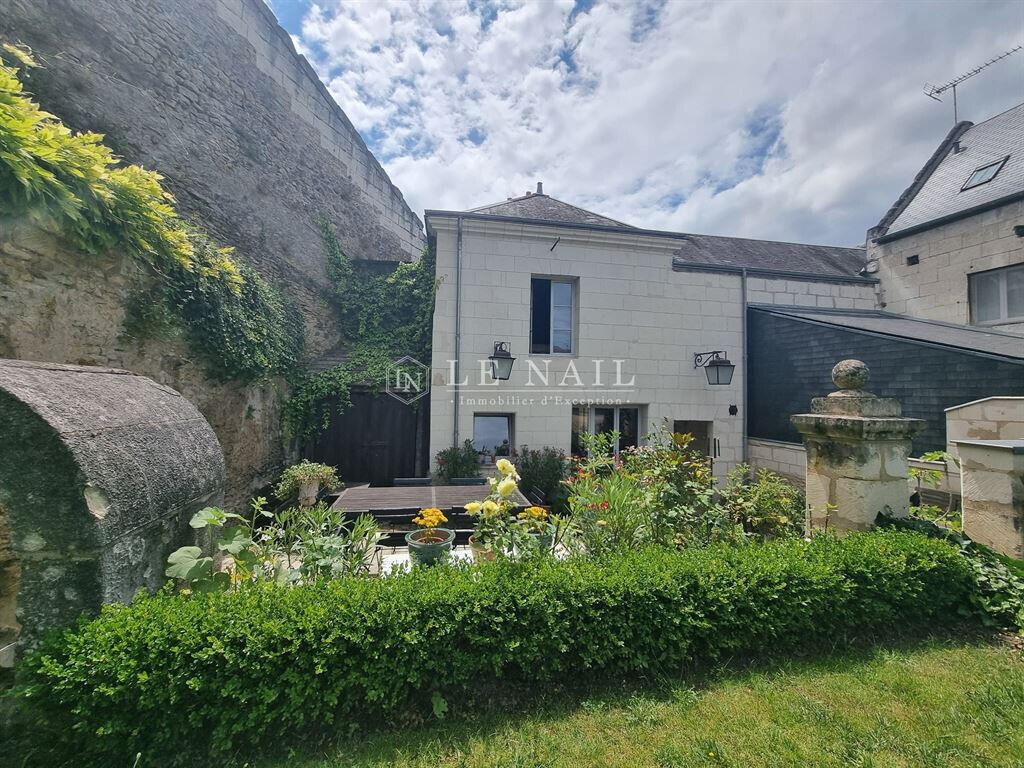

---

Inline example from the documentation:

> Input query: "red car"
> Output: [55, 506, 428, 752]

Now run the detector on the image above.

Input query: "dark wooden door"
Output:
[305, 388, 428, 484]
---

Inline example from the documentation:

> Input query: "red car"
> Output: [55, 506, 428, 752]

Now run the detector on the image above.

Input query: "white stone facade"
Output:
[869, 199, 1024, 334]
[427, 215, 876, 477]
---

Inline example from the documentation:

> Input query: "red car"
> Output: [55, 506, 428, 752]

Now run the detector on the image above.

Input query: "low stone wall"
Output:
[945, 397, 1024, 458]
[957, 439, 1024, 559]
[0, 219, 283, 505]
[747, 438, 806, 484]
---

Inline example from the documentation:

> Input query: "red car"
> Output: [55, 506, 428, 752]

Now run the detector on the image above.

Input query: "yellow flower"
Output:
[496, 458, 516, 476]
[525, 505, 548, 520]
[413, 507, 447, 528]
[596, 519, 607, 527]
[482, 499, 499, 514]
[464, 501, 482, 514]
[497, 476, 517, 497]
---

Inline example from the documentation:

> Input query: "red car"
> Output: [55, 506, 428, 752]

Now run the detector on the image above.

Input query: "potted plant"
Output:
[464, 458, 521, 560]
[517, 505, 555, 551]
[275, 460, 341, 507]
[406, 507, 454, 565]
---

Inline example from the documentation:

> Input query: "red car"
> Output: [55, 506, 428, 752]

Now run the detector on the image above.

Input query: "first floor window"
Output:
[473, 413, 513, 458]
[970, 263, 1024, 325]
[531, 277, 575, 354]
[571, 405, 641, 457]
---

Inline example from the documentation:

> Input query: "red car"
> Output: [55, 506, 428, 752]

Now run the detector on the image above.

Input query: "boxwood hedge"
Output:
[9, 531, 977, 766]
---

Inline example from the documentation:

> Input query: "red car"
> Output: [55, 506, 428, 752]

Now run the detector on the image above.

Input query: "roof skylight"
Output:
[961, 156, 1009, 191]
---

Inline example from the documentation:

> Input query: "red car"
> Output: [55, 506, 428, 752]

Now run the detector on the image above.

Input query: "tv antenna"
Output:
[924, 45, 1022, 123]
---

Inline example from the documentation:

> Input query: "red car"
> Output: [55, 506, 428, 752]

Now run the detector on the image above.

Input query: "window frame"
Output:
[571, 404, 644, 457]
[968, 263, 1024, 326]
[529, 276, 577, 356]
[472, 412, 515, 461]
[960, 155, 1009, 192]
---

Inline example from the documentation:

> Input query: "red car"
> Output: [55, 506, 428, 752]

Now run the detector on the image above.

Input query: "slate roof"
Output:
[877, 102, 1024, 239]
[750, 305, 1024, 362]
[671, 234, 866, 278]
[468, 192, 633, 227]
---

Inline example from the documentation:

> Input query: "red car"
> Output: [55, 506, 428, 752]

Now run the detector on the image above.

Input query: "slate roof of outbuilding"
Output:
[468, 192, 633, 227]
[751, 305, 1024, 362]
[877, 102, 1024, 239]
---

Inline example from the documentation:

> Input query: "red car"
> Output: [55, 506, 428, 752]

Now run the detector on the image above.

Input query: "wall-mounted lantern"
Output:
[488, 341, 516, 380]
[694, 350, 735, 386]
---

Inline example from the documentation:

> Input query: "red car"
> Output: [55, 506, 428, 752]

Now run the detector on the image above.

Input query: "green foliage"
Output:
[12, 531, 977, 766]
[165, 497, 382, 594]
[875, 513, 1024, 629]
[0, 45, 303, 382]
[435, 439, 482, 482]
[720, 464, 805, 538]
[274, 460, 341, 499]
[515, 445, 569, 511]
[283, 222, 436, 439]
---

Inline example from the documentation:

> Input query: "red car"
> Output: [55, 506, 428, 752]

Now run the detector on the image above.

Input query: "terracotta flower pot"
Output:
[406, 528, 455, 565]
[468, 534, 496, 562]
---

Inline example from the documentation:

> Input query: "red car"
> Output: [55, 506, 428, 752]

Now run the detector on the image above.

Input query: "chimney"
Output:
[536, 181, 544, 195]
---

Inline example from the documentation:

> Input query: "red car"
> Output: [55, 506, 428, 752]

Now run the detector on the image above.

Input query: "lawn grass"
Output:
[271, 639, 1024, 768]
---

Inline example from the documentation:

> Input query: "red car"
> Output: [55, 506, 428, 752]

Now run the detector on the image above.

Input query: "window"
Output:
[969, 263, 1024, 325]
[473, 414, 513, 458]
[961, 156, 1009, 191]
[530, 277, 575, 354]
[571, 405, 641, 457]
[906, 254, 919, 266]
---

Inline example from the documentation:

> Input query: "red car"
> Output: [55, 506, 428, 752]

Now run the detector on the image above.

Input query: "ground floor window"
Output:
[572, 405, 642, 456]
[473, 413, 514, 460]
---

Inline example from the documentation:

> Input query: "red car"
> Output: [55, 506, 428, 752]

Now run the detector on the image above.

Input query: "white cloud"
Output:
[296, 0, 1024, 246]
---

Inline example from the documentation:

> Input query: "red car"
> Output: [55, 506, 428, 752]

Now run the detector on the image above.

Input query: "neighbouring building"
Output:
[867, 102, 1024, 334]
[425, 185, 876, 479]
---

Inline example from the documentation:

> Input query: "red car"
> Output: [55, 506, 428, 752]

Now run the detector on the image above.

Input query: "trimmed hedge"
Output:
[11, 532, 976, 766]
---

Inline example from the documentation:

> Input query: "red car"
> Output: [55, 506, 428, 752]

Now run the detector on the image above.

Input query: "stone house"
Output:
[424, 186, 876, 479]
[867, 102, 1024, 334]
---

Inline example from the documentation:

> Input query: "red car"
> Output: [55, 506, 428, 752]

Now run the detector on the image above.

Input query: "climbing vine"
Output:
[0, 44, 303, 382]
[283, 221, 436, 439]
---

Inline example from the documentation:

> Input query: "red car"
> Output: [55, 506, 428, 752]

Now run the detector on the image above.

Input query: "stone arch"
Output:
[0, 359, 225, 659]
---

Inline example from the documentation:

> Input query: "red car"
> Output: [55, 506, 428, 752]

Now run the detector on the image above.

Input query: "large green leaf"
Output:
[165, 546, 213, 582]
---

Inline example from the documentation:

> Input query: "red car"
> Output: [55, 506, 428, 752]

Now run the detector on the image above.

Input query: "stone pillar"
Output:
[791, 360, 925, 533]
[957, 439, 1024, 559]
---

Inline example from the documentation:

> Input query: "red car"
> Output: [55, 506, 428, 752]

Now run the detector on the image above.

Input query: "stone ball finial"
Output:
[832, 359, 869, 391]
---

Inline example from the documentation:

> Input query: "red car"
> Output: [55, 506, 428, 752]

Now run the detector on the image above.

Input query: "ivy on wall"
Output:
[282, 222, 436, 440]
[0, 44, 303, 382]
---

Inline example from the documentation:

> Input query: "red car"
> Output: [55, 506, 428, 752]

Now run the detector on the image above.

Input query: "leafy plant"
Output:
[282, 222, 437, 439]
[14, 531, 978, 765]
[435, 439, 482, 483]
[274, 460, 341, 500]
[720, 464, 804, 539]
[516, 445, 569, 512]
[0, 44, 304, 383]
[909, 450, 961, 529]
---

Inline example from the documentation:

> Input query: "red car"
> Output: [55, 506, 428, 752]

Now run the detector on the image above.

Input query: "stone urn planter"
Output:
[406, 528, 455, 566]
[298, 479, 320, 507]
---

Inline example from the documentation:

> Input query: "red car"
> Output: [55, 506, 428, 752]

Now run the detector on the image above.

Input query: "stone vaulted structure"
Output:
[0, 359, 225, 663]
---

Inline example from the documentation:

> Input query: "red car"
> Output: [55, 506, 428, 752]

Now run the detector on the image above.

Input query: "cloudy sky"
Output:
[269, 0, 1023, 246]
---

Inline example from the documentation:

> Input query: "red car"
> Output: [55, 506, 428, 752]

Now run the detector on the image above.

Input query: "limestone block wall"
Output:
[0, 219, 280, 505]
[0, 0, 425, 357]
[869, 200, 1024, 334]
[745, 276, 876, 310]
[957, 440, 1024, 559]
[746, 438, 806, 483]
[945, 397, 1024, 458]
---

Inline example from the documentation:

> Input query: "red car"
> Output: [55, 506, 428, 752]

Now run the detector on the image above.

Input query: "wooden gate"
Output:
[304, 387, 429, 485]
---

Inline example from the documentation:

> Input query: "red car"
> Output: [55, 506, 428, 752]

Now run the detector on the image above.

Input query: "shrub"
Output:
[720, 464, 805, 538]
[11, 531, 978, 766]
[274, 460, 341, 500]
[434, 439, 481, 482]
[516, 445, 569, 510]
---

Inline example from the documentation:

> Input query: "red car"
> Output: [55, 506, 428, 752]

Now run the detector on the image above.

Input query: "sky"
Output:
[268, 0, 1024, 247]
